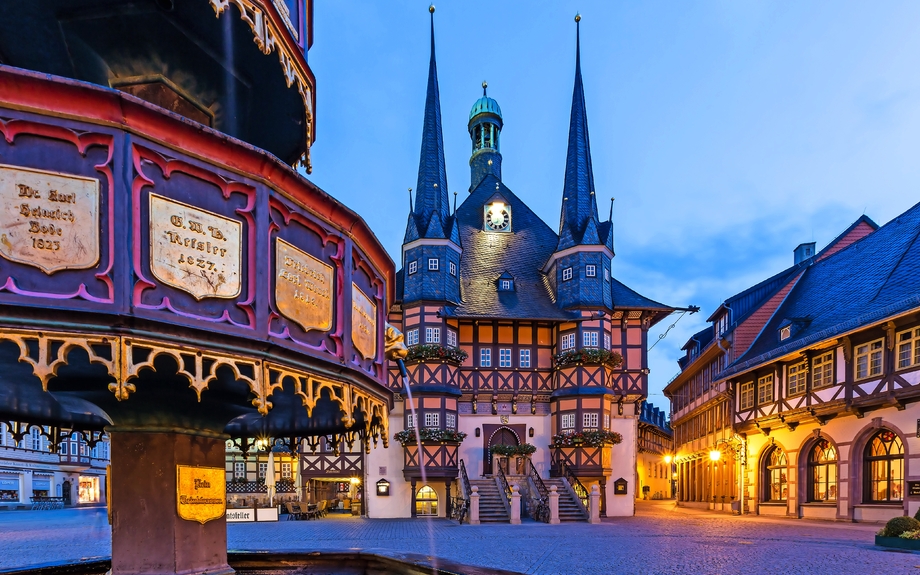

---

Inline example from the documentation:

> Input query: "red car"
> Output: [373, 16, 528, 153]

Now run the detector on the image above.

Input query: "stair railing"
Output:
[557, 460, 589, 511]
[496, 460, 512, 504]
[525, 458, 550, 523]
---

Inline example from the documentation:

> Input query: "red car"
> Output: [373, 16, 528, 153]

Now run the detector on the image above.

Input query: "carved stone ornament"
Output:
[0, 164, 100, 274]
[149, 194, 242, 300]
[274, 238, 333, 332]
[351, 283, 376, 360]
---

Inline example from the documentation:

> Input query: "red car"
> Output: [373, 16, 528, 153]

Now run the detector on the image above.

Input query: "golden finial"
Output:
[429, 4, 435, 13]
[487, 159, 493, 166]
[575, 13, 581, 23]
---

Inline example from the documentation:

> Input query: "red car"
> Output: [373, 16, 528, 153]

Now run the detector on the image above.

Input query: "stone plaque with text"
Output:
[352, 283, 376, 360]
[149, 194, 242, 300]
[275, 238, 333, 332]
[176, 465, 225, 524]
[0, 164, 100, 274]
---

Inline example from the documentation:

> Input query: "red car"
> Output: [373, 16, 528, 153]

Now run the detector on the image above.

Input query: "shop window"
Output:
[763, 446, 788, 502]
[78, 476, 99, 503]
[865, 429, 904, 503]
[808, 439, 837, 502]
[415, 485, 438, 516]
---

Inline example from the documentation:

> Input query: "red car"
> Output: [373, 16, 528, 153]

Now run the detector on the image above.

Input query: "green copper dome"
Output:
[470, 82, 502, 121]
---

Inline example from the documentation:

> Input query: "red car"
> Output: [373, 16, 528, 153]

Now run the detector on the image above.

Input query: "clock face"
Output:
[485, 204, 510, 232]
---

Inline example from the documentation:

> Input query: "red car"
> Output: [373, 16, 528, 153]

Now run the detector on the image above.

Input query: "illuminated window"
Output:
[425, 327, 440, 344]
[897, 328, 920, 369]
[586, 265, 596, 277]
[562, 267, 573, 281]
[809, 440, 837, 502]
[407, 329, 419, 346]
[855, 339, 884, 380]
[757, 374, 774, 405]
[787, 363, 806, 395]
[408, 260, 417, 275]
[415, 485, 438, 516]
[763, 446, 788, 502]
[519, 349, 531, 368]
[812, 352, 834, 388]
[281, 462, 292, 479]
[480, 349, 492, 367]
[739, 381, 755, 410]
[560, 333, 576, 351]
[561, 413, 575, 429]
[428, 258, 439, 271]
[234, 462, 245, 478]
[865, 430, 903, 503]
[258, 462, 267, 478]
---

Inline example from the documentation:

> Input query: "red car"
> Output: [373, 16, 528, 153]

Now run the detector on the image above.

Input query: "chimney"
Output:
[794, 242, 816, 265]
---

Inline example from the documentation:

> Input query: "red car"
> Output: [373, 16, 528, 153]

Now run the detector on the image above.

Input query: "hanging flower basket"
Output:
[490, 443, 537, 457]
[551, 430, 622, 448]
[393, 428, 467, 447]
[553, 348, 623, 369]
[405, 344, 468, 365]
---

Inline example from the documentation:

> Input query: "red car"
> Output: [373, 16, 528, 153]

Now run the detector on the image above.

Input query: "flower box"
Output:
[875, 535, 920, 551]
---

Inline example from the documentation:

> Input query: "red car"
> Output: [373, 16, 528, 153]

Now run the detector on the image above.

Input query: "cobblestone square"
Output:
[0, 502, 917, 574]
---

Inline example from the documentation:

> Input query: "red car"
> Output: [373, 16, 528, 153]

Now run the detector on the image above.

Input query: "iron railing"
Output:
[525, 458, 550, 523]
[496, 461, 512, 505]
[557, 460, 589, 511]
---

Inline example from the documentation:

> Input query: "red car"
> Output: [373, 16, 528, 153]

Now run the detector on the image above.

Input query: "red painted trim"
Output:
[0, 66, 393, 306]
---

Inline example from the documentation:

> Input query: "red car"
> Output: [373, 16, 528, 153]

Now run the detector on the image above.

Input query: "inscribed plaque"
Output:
[176, 465, 225, 524]
[0, 164, 100, 274]
[352, 283, 376, 360]
[149, 194, 242, 300]
[274, 238, 333, 332]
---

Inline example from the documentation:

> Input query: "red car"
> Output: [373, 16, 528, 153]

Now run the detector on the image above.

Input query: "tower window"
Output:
[426, 327, 441, 344]
[560, 333, 576, 351]
[449, 262, 457, 276]
[583, 331, 599, 348]
[408, 261, 417, 275]
[407, 329, 419, 346]
[446, 330, 457, 347]
[562, 267, 573, 281]
[428, 258, 439, 271]
[604, 267, 610, 282]
[586, 265, 596, 277]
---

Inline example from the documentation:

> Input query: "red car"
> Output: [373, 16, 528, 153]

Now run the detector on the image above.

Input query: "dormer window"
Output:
[500, 280, 511, 291]
[779, 326, 791, 341]
[497, 272, 515, 292]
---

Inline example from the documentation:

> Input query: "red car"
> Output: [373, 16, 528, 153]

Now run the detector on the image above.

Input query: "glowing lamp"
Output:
[709, 450, 722, 461]
[663, 455, 673, 465]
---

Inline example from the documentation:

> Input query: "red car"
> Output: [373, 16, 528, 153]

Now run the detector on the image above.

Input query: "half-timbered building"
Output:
[669, 202, 920, 523]
[364, 14, 681, 520]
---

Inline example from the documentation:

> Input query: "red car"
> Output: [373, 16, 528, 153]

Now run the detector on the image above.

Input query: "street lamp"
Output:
[709, 449, 722, 461]
[663, 454, 673, 465]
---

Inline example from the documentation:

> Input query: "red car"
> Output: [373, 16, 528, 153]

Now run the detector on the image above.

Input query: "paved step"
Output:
[468, 479, 509, 523]
[543, 479, 588, 522]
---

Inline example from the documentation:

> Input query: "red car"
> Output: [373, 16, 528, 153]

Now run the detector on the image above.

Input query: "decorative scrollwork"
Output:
[0, 330, 117, 391]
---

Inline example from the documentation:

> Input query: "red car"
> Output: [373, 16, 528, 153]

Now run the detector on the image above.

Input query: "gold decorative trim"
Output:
[209, 0, 314, 172]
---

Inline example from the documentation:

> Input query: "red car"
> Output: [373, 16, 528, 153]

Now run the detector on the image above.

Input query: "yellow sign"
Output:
[149, 194, 242, 300]
[275, 238, 333, 332]
[176, 465, 226, 524]
[0, 164, 100, 274]
[352, 283, 376, 360]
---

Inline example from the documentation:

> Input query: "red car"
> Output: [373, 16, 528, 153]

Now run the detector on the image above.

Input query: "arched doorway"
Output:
[62, 480, 71, 506]
[484, 426, 521, 474]
[415, 485, 438, 516]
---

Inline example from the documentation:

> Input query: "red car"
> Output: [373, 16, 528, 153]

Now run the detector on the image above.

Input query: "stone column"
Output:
[109, 430, 232, 575]
[510, 484, 521, 525]
[445, 479, 452, 518]
[589, 484, 601, 524]
[549, 485, 560, 524]
[410, 479, 417, 518]
[469, 486, 480, 525]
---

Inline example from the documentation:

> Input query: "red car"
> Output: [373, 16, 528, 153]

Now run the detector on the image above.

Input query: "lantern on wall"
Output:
[376, 479, 390, 496]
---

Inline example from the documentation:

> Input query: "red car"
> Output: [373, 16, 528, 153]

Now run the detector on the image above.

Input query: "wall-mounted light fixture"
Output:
[376, 479, 390, 496]
[529, 427, 534, 438]
[475, 428, 481, 438]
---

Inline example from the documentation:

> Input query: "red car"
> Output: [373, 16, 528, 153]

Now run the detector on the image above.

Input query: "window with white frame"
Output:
[604, 267, 610, 282]
[779, 326, 791, 341]
[583, 412, 599, 429]
[897, 328, 920, 369]
[561, 413, 575, 430]
[408, 260, 417, 275]
[583, 331, 599, 348]
[519, 349, 531, 368]
[561, 333, 576, 351]
[812, 352, 834, 388]
[234, 462, 246, 478]
[787, 362, 806, 395]
[281, 462, 292, 479]
[586, 264, 596, 277]
[406, 412, 415, 429]
[424, 412, 440, 428]
[500, 279, 511, 291]
[449, 261, 457, 276]
[480, 348, 492, 367]
[258, 462, 268, 478]
[757, 374, 774, 405]
[562, 267, 573, 281]
[101, 442, 109, 460]
[604, 333, 611, 350]
[428, 258, 439, 271]
[604, 412, 610, 429]
[30, 427, 41, 451]
[446, 413, 456, 430]
[499, 348, 512, 367]
[407, 328, 419, 346]
[446, 330, 457, 347]
[856, 339, 884, 380]
[739, 381, 755, 410]
[426, 326, 440, 344]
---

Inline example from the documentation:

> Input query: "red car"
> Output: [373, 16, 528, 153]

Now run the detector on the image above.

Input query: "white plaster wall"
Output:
[605, 411, 637, 517]
[456, 414, 549, 479]
[365, 403, 411, 518]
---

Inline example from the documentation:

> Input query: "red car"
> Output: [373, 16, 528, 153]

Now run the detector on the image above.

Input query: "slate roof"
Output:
[723, 201, 920, 378]
[676, 326, 715, 370]
[448, 174, 575, 320]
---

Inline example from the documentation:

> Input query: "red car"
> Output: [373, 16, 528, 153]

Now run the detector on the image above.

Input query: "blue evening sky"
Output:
[304, 2, 920, 407]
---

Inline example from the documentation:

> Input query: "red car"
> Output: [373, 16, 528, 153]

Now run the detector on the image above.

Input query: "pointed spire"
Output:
[560, 13, 600, 244]
[411, 4, 450, 236]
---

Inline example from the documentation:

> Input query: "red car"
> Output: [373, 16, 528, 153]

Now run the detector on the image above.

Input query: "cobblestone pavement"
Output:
[0, 501, 918, 574]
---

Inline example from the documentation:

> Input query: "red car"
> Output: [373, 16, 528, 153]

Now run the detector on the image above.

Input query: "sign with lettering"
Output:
[274, 238, 333, 332]
[176, 465, 225, 524]
[909, 481, 920, 497]
[149, 194, 242, 300]
[351, 283, 376, 360]
[0, 164, 100, 274]
[226, 508, 255, 522]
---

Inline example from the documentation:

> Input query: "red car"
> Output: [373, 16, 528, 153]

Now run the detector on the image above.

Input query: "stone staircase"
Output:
[469, 478, 509, 523]
[543, 478, 588, 521]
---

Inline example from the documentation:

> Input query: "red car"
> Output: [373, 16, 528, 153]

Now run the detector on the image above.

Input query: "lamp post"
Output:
[663, 454, 675, 499]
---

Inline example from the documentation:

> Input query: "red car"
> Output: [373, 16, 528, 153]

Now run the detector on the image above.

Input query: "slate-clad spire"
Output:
[558, 15, 607, 250]
[406, 6, 450, 242]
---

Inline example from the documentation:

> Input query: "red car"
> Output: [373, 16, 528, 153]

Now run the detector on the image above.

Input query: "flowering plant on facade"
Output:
[552, 348, 623, 369]
[490, 443, 538, 457]
[393, 428, 468, 446]
[551, 430, 623, 448]
[405, 344, 468, 364]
